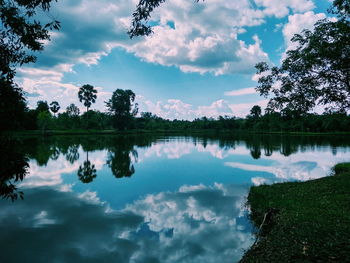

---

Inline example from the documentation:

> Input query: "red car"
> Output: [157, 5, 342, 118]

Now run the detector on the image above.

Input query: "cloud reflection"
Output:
[0, 184, 253, 263]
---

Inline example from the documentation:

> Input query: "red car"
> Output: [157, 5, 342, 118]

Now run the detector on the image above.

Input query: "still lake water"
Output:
[1, 134, 350, 263]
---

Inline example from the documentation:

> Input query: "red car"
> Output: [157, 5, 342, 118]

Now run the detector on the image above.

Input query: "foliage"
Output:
[37, 111, 52, 132]
[66, 103, 80, 117]
[106, 89, 138, 130]
[0, 0, 59, 131]
[241, 163, 350, 262]
[249, 105, 262, 118]
[49, 101, 60, 116]
[78, 84, 97, 112]
[0, 137, 29, 201]
[36, 100, 49, 113]
[0, 77, 27, 131]
[77, 152, 97, 183]
[255, 0, 350, 114]
[106, 138, 138, 178]
[0, 0, 60, 79]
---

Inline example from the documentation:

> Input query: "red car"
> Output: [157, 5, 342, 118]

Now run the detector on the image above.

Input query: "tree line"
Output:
[18, 88, 350, 133]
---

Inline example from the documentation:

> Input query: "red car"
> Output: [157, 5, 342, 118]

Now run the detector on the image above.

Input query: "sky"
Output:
[17, 0, 332, 119]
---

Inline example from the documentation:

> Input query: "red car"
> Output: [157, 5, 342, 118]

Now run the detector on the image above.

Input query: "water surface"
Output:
[1, 134, 349, 263]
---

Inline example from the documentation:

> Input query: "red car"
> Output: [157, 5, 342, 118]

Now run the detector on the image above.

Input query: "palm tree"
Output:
[49, 101, 60, 117]
[77, 152, 97, 183]
[78, 84, 97, 112]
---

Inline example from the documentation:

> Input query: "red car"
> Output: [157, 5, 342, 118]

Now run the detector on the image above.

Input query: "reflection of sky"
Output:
[0, 184, 253, 263]
[3, 137, 350, 262]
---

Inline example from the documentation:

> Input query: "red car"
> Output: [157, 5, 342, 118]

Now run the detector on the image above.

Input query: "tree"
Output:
[1, 0, 60, 131]
[37, 111, 52, 133]
[250, 105, 262, 118]
[1, 0, 60, 79]
[78, 84, 97, 112]
[255, 0, 350, 114]
[106, 138, 138, 178]
[0, 137, 29, 200]
[0, 78, 27, 131]
[66, 103, 80, 117]
[77, 152, 97, 183]
[49, 101, 60, 116]
[106, 89, 138, 130]
[36, 100, 50, 113]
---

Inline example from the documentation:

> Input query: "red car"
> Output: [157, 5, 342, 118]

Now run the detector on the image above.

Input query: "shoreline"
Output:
[4, 129, 350, 137]
[240, 163, 350, 262]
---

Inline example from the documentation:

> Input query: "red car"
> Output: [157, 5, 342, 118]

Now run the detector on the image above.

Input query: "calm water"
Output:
[1, 134, 350, 263]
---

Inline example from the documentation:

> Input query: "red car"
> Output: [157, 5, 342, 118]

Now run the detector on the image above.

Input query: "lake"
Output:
[1, 134, 350, 263]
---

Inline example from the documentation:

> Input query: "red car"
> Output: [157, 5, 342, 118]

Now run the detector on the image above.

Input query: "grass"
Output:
[240, 163, 350, 262]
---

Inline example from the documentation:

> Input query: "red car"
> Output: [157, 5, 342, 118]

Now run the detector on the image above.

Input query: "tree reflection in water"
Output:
[0, 137, 29, 201]
[106, 137, 138, 178]
[3, 133, 350, 198]
[77, 151, 97, 183]
[66, 144, 79, 164]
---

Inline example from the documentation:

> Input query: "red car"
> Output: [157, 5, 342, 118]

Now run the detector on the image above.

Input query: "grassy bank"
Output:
[240, 163, 350, 262]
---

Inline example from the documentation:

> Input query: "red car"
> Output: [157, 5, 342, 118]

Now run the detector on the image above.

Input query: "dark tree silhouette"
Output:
[106, 137, 139, 179]
[77, 152, 97, 183]
[66, 103, 80, 117]
[49, 101, 60, 116]
[66, 145, 80, 164]
[250, 105, 262, 118]
[106, 89, 138, 130]
[255, 0, 350, 114]
[0, 0, 60, 79]
[36, 101, 50, 113]
[0, 137, 29, 201]
[0, 0, 60, 130]
[78, 84, 97, 112]
[0, 78, 27, 131]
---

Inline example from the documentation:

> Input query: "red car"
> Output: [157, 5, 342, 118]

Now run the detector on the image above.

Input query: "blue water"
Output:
[0, 135, 349, 263]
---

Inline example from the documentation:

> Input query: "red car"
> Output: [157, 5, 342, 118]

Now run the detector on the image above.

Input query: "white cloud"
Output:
[282, 11, 328, 53]
[224, 87, 256, 96]
[254, 0, 315, 18]
[137, 96, 269, 120]
[21, 0, 274, 77]
[228, 99, 269, 117]
[17, 66, 112, 111]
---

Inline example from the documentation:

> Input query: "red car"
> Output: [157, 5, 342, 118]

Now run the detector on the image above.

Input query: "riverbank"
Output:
[240, 163, 350, 262]
[6, 129, 350, 137]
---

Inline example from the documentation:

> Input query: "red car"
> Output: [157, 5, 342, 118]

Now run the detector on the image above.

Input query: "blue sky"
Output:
[18, 0, 332, 119]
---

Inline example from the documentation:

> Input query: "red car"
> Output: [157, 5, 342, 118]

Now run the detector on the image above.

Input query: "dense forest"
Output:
[9, 96, 350, 133]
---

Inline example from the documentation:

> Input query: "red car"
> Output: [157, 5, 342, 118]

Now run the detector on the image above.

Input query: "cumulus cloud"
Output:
[18, 0, 299, 77]
[17, 66, 112, 111]
[255, 0, 315, 18]
[137, 96, 268, 120]
[16, 0, 326, 112]
[138, 97, 236, 120]
[282, 11, 328, 53]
